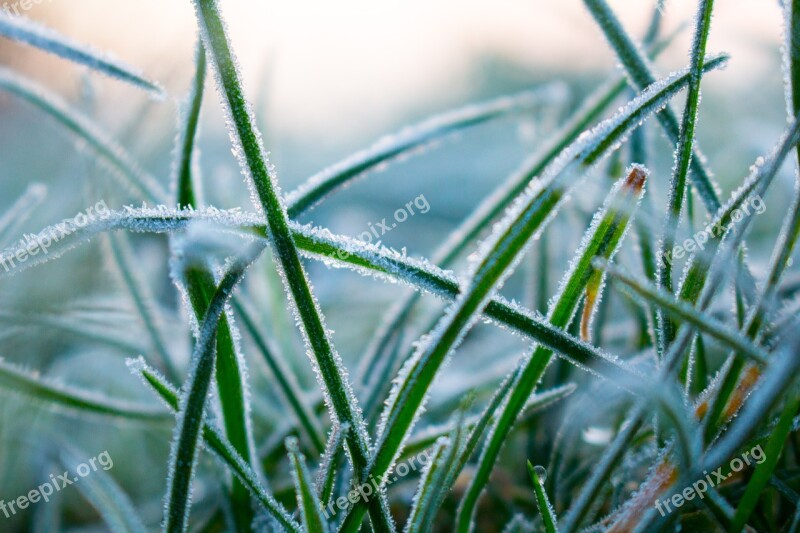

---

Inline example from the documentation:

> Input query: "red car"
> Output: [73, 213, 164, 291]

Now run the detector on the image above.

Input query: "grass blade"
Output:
[0, 357, 169, 422]
[527, 461, 558, 533]
[0, 68, 167, 202]
[656, 0, 715, 355]
[405, 436, 452, 533]
[128, 357, 300, 532]
[192, 1, 393, 529]
[163, 251, 259, 532]
[285, 84, 567, 216]
[0, 12, 163, 96]
[286, 437, 328, 533]
[600, 260, 768, 363]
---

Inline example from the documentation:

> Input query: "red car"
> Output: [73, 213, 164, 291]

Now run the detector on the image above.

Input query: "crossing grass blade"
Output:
[192, 1, 394, 529]
[0, 11, 163, 96]
[128, 357, 301, 533]
[582, 0, 722, 214]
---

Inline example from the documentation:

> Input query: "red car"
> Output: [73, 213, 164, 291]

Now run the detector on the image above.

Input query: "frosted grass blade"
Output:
[163, 252, 258, 533]
[0, 12, 163, 96]
[527, 461, 558, 533]
[0, 68, 167, 202]
[192, 1, 393, 529]
[316, 422, 348, 507]
[174, 40, 207, 209]
[286, 437, 328, 533]
[405, 437, 452, 533]
[285, 84, 568, 216]
[656, 0, 715, 354]
[0, 357, 169, 422]
[600, 260, 768, 363]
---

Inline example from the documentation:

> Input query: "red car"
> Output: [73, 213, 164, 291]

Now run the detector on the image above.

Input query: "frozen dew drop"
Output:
[533, 464, 547, 482]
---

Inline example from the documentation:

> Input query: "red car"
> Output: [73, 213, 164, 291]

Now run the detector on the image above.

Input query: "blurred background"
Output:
[0, 0, 795, 530]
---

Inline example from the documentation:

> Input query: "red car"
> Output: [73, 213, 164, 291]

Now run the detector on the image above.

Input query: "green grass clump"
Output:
[0, 1, 799, 532]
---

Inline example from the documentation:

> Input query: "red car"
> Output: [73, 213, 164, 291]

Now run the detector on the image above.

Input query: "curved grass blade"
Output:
[0, 68, 167, 202]
[0, 12, 163, 97]
[286, 437, 328, 533]
[582, 0, 722, 213]
[192, 1, 393, 529]
[60, 447, 147, 533]
[0, 357, 169, 422]
[656, 0, 716, 354]
[599, 260, 768, 363]
[285, 84, 567, 216]
[163, 250, 259, 533]
[456, 167, 647, 532]
[527, 461, 558, 533]
[174, 40, 207, 209]
[108, 231, 178, 380]
[128, 357, 301, 533]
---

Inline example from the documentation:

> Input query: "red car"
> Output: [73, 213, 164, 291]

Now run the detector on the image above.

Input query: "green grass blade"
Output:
[192, 1, 393, 529]
[60, 447, 147, 533]
[0, 68, 167, 202]
[527, 461, 558, 533]
[456, 167, 647, 532]
[0, 357, 169, 422]
[285, 84, 566, 216]
[128, 357, 301, 532]
[163, 253, 257, 533]
[234, 298, 326, 453]
[108, 231, 178, 380]
[731, 391, 800, 532]
[174, 40, 207, 209]
[784, 0, 800, 165]
[656, 0, 715, 354]
[317, 422, 349, 507]
[286, 437, 328, 533]
[405, 437, 452, 533]
[0, 12, 163, 96]
[600, 260, 768, 363]
[582, 0, 722, 213]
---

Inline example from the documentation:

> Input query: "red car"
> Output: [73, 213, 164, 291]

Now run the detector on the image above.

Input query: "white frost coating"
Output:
[0, 12, 164, 97]
[782, 0, 797, 123]
[284, 82, 569, 213]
